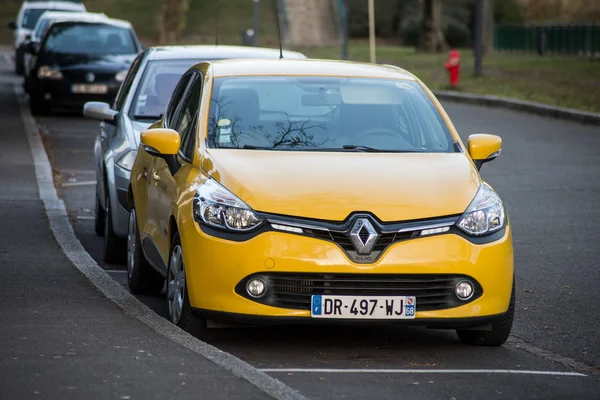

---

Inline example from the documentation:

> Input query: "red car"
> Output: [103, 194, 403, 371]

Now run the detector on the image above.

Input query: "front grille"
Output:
[236, 273, 482, 312]
[305, 229, 419, 252]
[62, 70, 115, 82]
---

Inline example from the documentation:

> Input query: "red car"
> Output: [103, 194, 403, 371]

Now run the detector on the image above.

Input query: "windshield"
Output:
[44, 23, 137, 55]
[33, 17, 52, 39]
[131, 59, 213, 119]
[207, 76, 455, 152]
[23, 9, 75, 29]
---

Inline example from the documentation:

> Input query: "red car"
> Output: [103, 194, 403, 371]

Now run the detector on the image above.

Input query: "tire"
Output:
[103, 189, 126, 264]
[127, 207, 164, 295]
[456, 281, 515, 347]
[167, 232, 214, 341]
[29, 94, 50, 116]
[15, 49, 24, 75]
[94, 184, 105, 237]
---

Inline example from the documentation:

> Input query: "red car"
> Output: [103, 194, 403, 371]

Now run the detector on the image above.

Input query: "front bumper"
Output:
[181, 222, 514, 324]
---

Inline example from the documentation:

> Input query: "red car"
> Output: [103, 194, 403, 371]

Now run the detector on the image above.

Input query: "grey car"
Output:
[83, 45, 307, 263]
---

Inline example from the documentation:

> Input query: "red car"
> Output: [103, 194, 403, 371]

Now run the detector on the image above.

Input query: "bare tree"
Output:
[418, 0, 448, 52]
[158, 0, 191, 45]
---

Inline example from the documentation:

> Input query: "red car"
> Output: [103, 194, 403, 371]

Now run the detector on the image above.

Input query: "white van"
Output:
[8, 0, 87, 74]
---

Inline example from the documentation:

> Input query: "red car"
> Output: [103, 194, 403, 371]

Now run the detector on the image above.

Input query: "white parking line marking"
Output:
[76, 216, 94, 220]
[260, 368, 587, 377]
[61, 180, 97, 187]
[105, 270, 128, 274]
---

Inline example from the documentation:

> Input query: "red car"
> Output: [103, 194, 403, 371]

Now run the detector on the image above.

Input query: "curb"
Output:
[14, 83, 309, 400]
[433, 91, 600, 126]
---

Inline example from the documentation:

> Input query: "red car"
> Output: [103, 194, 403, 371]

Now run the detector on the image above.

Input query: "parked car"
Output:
[7, 0, 86, 75]
[83, 45, 306, 264]
[23, 11, 109, 92]
[26, 18, 142, 115]
[127, 58, 515, 346]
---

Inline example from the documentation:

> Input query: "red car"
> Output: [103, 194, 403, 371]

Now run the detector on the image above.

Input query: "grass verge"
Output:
[296, 41, 600, 113]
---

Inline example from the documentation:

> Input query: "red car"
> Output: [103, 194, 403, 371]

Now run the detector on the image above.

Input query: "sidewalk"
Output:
[0, 62, 272, 399]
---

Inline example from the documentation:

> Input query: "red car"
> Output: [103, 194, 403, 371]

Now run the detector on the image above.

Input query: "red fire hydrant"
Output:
[444, 49, 460, 87]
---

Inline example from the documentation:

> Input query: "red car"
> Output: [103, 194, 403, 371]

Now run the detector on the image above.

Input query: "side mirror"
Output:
[467, 134, 502, 170]
[24, 33, 32, 41]
[140, 128, 180, 156]
[83, 101, 119, 125]
[8, 21, 17, 30]
[26, 41, 39, 54]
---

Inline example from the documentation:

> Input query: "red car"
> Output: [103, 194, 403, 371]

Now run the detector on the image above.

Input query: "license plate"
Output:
[311, 295, 416, 319]
[71, 84, 108, 94]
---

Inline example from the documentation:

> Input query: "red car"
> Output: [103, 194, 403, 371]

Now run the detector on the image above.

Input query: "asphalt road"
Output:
[2, 49, 600, 399]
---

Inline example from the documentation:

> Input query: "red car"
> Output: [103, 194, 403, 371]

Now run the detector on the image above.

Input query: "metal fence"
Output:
[495, 23, 600, 56]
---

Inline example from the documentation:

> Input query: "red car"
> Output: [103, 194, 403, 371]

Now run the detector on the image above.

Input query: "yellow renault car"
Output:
[127, 58, 514, 346]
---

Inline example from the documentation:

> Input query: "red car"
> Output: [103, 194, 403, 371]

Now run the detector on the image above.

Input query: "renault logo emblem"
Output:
[349, 218, 378, 255]
[85, 72, 95, 83]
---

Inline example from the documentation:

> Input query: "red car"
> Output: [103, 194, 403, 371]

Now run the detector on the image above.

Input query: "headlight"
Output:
[116, 150, 137, 171]
[457, 183, 506, 236]
[115, 70, 128, 82]
[37, 65, 63, 80]
[193, 179, 262, 232]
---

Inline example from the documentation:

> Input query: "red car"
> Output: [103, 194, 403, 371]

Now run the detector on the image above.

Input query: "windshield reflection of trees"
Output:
[208, 98, 334, 150]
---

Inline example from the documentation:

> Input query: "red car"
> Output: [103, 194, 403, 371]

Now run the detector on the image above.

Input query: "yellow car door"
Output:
[148, 71, 202, 266]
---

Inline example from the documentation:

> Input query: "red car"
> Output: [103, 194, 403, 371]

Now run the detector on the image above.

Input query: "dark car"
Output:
[26, 17, 142, 114]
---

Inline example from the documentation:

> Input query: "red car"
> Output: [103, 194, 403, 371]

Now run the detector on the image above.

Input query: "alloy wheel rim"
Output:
[167, 245, 185, 324]
[127, 210, 136, 279]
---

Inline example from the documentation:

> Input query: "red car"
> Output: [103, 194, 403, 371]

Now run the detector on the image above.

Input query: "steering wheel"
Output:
[352, 127, 406, 143]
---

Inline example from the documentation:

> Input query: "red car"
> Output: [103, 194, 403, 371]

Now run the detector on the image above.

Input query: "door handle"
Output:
[152, 172, 161, 181]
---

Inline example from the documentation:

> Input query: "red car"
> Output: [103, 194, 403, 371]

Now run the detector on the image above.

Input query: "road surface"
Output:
[1, 50, 599, 399]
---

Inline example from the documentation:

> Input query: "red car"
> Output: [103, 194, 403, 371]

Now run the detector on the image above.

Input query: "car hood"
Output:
[200, 150, 481, 222]
[47, 52, 135, 71]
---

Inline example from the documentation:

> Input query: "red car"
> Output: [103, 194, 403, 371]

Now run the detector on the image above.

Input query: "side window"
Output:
[113, 52, 144, 111]
[164, 73, 193, 128]
[173, 74, 202, 161]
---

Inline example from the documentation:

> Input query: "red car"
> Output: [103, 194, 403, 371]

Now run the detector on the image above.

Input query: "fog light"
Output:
[455, 281, 474, 300]
[246, 278, 266, 298]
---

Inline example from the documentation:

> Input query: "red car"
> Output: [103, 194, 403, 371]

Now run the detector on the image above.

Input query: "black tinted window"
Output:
[44, 23, 137, 55]
[164, 74, 192, 128]
[174, 74, 202, 161]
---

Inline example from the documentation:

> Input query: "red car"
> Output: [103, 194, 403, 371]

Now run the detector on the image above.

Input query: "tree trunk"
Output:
[158, 0, 191, 45]
[483, 0, 494, 55]
[418, 0, 447, 52]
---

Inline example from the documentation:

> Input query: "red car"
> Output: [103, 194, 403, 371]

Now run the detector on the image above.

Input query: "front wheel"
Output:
[29, 94, 50, 116]
[456, 282, 515, 347]
[167, 232, 213, 341]
[94, 184, 105, 236]
[15, 49, 24, 75]
[103, 191, 126, 264]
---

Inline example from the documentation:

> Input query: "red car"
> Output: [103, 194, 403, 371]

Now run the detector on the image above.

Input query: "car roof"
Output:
[22, 1, 86, 10]
[205, 58, 416, 80]
[147, 45, 306, 61]
[38, 11, 105, 19]
[49, 17, 133, 30]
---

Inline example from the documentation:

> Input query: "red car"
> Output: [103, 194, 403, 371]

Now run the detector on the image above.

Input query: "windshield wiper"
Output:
[133, 115, 162, 120]
[242, 144, 276, 150]
[342, 145, 388, 152]
[342, 145, 422, 153]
